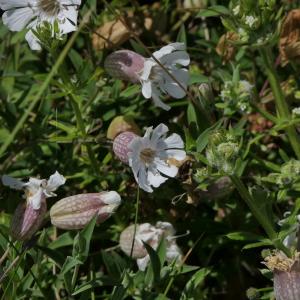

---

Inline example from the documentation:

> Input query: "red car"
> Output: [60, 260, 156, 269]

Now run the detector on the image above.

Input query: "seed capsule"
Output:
[50, 192, 121, 230]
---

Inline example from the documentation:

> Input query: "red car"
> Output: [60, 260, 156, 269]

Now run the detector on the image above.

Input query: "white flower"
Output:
[232, 5, 240, 15]
[245, 15, 257, 28]
[140, 43, 190, 111]
[292, 107, 300, 117]
[0, 0, 81, 50]
[134, 222, 182, 271]
[2, 171, 66, 209]
[127, 123, 186, 193]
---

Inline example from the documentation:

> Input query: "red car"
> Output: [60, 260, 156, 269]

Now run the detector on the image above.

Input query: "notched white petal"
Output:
[1, 175, 25, 190]
[46, 171, 66, 193]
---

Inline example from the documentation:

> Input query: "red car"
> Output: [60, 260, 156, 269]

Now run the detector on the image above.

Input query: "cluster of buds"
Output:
[50, 192, 121, 230]
[109, 116, 186, 193]
[206, 130, 239, 174]
[264, 251, 300, 300]
[218, 79, 253, 115]
[119, 222, 182, 271]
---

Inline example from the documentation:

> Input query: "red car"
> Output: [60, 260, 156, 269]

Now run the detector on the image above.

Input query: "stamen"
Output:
[38, 0, 60, 16]
[140, 148, 156, 164]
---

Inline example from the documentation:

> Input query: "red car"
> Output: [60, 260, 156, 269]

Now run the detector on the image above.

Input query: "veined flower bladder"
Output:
[0, 0, 81, 50]
[104, 43, 190, 110]
[119, 222, 182, 271]
[112, 123, 186, 192]
[50, 192, 121, 230]
[2, 171, 65, 241]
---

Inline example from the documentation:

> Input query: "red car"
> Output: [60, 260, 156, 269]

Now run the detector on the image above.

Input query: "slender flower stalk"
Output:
[260, 48, 300, 159]
[230, 175, 290, 256]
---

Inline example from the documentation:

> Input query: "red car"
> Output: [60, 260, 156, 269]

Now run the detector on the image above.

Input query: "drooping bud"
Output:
[104, 50, 145, 83]
[119, 222, 182, 271]
[119, 224, 151, 258]
[113, 131, 139, 164]
[50, 192, 121, 230]
[10, 198, 47, 241]
[107, 116, 141, 140]
[264, 252, 300, 300]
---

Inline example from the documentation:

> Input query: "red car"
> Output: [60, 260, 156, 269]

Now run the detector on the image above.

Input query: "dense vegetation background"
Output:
[1, 0, 300, 299]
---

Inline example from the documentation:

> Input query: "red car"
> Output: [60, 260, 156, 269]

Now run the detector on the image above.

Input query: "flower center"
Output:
[38, 0, 60, 16]
[140, 148, 156, 164]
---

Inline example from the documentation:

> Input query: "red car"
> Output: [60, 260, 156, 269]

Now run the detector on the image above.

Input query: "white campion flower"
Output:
[0, 0, 81, 50]
[113, 123, 186, 193]
[119, 221, 182, 271]
[104, 43, 190, 111]
[140, 43, 190, 110]
[2, 171, 66, 210]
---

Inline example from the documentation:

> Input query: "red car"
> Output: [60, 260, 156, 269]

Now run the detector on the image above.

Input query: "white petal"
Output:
[151, 87, 170, 111]
[141, 80, 152, 99]
[28, 187, 44, 210]
[160, 51, 190, 66]
[46, 171, 66, 194]
[152, 43, 186, 59]
[25, 28, 42, 50]
[60, 0, 81, 4]
[165, 149, 186, 160]
[58, 7, 78, 34]
[147, 170, 167, 188]
[1, 175, 25, 190]
[0, 0, 29, 10]
[151, 124, 168, 140]
[166, 243, 182, 262]
[162, 133, 184, 149]
[163, 70, 189, 99]
[137, 255, 150, 271]
[155, 159, 178, 178]
[137, 165, 153, 193]
[2, 7, 35, 31]
[140, 60, 156, 81]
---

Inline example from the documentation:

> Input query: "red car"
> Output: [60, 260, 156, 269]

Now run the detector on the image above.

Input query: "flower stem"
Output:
[260, 48, 300, 159]
[130, 187, 140, 258]
[230, 175, 290, 256]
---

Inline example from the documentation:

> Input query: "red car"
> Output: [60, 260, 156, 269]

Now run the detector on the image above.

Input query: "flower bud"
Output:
[119, 224, 150, 258]
[50, 192, 121, 230]
[104, 50, 145, 83]
[10, 198, 47, 241]
[265, 252, 300, 300]
[113, 131, 138, 164]
[107, 116, 141, 140]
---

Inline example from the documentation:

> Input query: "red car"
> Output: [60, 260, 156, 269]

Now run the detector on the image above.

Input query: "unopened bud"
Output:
[107, 116, 141, 140]
[50, 192, 121, 230]
[113, 131, 138, 164]
[10, 199, 47, 241]
[104, 50, 145, 83]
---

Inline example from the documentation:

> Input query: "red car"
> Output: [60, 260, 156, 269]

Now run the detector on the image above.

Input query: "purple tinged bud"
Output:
[10, 198, 47, 241]
[113, 131, 138, 164]
[104, 50, 145, 83]
[50, 192, 121, 230]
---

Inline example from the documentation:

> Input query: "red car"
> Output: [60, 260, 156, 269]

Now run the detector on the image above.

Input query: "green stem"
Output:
[0, 11, 91, 158]
[130, 187, 140, 258]
[71, 264, 79, 292]
[260, 48, 300, 159]
[230, 175, 290, 257]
